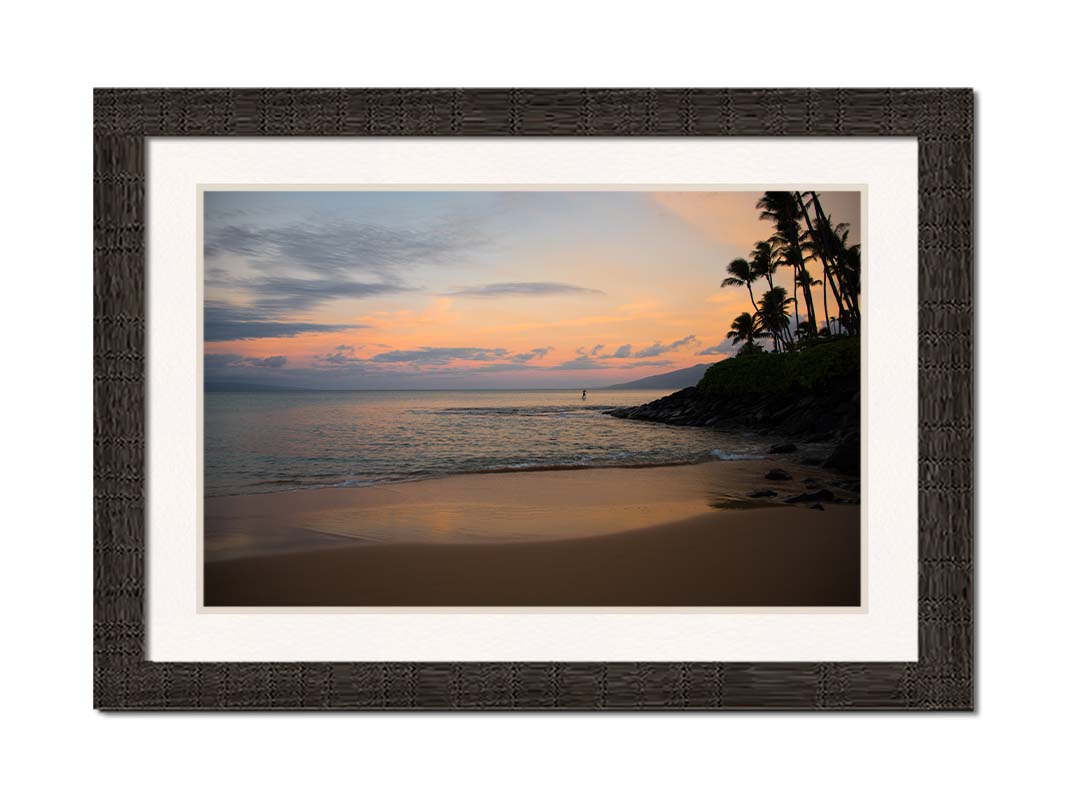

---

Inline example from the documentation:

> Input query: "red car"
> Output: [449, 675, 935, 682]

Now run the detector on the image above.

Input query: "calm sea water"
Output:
[204, 389, 772, 497]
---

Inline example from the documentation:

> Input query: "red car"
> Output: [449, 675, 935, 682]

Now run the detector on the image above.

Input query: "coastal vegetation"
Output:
[720, 191, 861, 351]
[696, 336, 859, 396]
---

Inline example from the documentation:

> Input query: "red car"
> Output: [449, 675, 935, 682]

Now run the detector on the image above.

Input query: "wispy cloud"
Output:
[306, 342, 675, 375]
[204, 353, 288, 369]
[239, 276, 415, 312]
[697, 337, 738, 356]
[511, 346, 553, 363]
[632, 334, 698, 358]
[448, 282, 603, 298]
[205, 215, 483, 316]
[551, 355, 672, 371]
[370, 347, 510, 366]
[204, 301, 369, 342]
[205, 218, 481, 277]
[601, 335, 698, 360]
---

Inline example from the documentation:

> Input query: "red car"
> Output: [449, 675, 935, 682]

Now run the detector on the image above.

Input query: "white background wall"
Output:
[2, 2, 1062, 797]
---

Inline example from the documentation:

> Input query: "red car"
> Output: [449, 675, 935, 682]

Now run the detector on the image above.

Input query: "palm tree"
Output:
[721, 257, 760, 313]
[757, 192, 818, 338]
[725, 311, 760, 351]
[839, 229, 862, 304]
[756, 286, 795, 352]
[809, 193, 861, 330]
[795, 267, 824, 337]
[796, 191, 843, 336]
[749, 240, 777, 290]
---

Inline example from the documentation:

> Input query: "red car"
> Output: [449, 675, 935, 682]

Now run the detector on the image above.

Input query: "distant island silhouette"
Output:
[599, 363, 711, 391]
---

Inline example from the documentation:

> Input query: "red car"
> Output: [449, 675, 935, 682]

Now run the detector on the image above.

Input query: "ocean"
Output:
[204, 389, 773, 497]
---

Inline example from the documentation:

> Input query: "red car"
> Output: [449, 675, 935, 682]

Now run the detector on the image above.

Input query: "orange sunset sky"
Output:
[204, 190, 860, 389]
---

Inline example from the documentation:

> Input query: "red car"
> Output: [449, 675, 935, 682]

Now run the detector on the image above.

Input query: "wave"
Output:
[408, 404, 619, 417]
[209, 448, 764, 497]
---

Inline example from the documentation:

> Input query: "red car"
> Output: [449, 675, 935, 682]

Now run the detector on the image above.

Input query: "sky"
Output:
[203, 190, 860, 389]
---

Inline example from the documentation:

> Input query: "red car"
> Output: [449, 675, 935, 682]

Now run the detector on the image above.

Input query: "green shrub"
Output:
[697, 336, 860, 395]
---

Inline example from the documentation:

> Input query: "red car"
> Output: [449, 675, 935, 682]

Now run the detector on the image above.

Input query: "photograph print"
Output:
[203, 188, 862, 607]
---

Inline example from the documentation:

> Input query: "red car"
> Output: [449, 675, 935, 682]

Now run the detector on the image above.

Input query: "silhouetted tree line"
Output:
[721, 191, 861, 354]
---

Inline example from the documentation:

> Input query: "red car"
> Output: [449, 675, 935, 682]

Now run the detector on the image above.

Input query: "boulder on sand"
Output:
[765, 469, 791, 481]
[823, 432, 860, 475]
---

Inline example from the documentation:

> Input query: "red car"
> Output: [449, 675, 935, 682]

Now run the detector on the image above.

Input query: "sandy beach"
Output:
[204, 460, 860, 607]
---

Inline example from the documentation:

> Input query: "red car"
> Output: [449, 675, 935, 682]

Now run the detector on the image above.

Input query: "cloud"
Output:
[633, 334, 698, 358]
[551, 356, 672, 371]
[251, 355, 288, 368]
[205, 217, 480, 276]
[204, 301, 368, 342]
[590, 344, 605, 356]
[448, 282, 603, 298]
[554, 356, 607, 370]
[242, 276, 415, 312]
[203, 353, 245, 368]
[204, 215, 480, 315]
[370, 347, 510, 365]
[312, 344, 556, 371]
[697, 337, 738, 356]
[511, 346, 553, 363]
[315, 350, 359, 365]
[603, 335, 698, 360]
[204, 353, 288, 369]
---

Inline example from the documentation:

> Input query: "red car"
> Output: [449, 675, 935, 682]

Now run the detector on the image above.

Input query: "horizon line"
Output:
[203, 385, 684, 392]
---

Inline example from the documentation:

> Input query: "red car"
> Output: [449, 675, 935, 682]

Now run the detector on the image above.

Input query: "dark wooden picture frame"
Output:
[94, 88, 973, 710]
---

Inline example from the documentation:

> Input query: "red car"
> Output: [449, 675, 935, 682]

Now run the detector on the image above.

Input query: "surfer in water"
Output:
[581, 389, 587, 401]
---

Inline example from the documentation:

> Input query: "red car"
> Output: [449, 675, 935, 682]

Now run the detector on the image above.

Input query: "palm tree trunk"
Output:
[799, 270, 818, 338]
[792, 271, 800, 336]
[793, 193, 832, 337]
[822, 276, 830, 336]
[810, 193, 860, 332]
[746, 283, 758, 314]
[761, 314, 779, 352]
[824, 261, 847, 329]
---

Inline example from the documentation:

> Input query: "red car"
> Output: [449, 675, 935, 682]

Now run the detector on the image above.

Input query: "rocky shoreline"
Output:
[606, 373, 860, 476]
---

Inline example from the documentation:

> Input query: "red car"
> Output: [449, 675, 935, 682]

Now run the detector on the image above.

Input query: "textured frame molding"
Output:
[94, 89, 973, 710]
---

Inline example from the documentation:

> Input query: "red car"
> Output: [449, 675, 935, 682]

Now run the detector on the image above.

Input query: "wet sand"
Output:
[204, 460, 860, 607]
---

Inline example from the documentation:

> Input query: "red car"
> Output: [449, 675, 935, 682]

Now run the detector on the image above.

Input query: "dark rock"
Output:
[823, 432, 860, 475]
[784, 489, 835, 504]
[604, 370, 860, 442]
[768, 443, 797, 454]
[809, 503, 825, 511]
[765, 469, 791, 481]
[803, 477, 821, 488]
[800, 457, 823, 466]
[748, 489, 778, 498]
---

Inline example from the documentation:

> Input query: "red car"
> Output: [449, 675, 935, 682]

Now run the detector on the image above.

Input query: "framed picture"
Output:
[94, 88, 973, 710]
